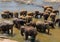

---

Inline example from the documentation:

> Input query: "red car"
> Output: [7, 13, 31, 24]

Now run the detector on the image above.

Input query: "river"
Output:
[0, 0, 60, 18]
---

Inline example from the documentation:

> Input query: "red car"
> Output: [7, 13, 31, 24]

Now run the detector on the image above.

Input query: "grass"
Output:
[0, 15, 60, 42]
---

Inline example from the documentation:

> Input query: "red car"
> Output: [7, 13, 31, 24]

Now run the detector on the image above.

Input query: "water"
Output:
[0, 0, 60, 18]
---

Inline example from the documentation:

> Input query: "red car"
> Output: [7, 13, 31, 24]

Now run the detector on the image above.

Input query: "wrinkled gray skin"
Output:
[0, 21, 13, 35]
[20, 25, 37, 42]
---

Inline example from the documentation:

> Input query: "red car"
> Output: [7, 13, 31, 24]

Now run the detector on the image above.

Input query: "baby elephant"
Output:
[20, 23, 37, 42]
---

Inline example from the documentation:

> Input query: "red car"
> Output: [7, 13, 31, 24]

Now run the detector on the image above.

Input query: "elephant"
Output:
[34, 11, 40, 18]
[1, 11, 13, 18]
[44, 20, 55, 28]
[42, 6, 53, 12]
[1, 12, 8, 18]
[52, 10, 59, 15]
[20, 23, 37, 42]
[25, 15, 33, 23]
[20, 10, 27, 16]
[0, 20, 14, 35]
[36, 21, 50, 34]
[43, 12, 49, 20]
[13, 18, 26, 29]
[50, 13, 56, 22]
[55, 18, 60, 27]
[13, 12, 18, 18]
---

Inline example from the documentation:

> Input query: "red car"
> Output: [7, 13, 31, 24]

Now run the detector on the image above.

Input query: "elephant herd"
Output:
[0, 6, 60, 42]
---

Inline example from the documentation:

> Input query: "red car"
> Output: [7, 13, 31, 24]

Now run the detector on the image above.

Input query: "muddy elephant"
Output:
[20, 10, 27, 16]
[43, 12, 49, 20]
[50, 13, 56, 22]
[0, 21, 14, 35]
[13, 12, 18, 18]
[13, 18, 26, 29]
[36, 21, 50, 34]
[52, 10, 59, 15]
[20, 23, 37, 42]
[55, 18, 60, 27]
[42, 6, 53, 12]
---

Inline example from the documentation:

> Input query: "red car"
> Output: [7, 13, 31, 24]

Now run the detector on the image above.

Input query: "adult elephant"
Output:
[43, 12, 49, 20]
[50, 13, 56, 22]
[1, 10, 13, 18]
[55, 18, 60, 27]
[13, 18, 26, 29]
[20, 23, 37, 42]
[0, 20, 14, 35]
[36, 21, 50, 34]
[1, 12, 8, 18]
[44, 20, 55, 28]
[20, 10, 27, 16]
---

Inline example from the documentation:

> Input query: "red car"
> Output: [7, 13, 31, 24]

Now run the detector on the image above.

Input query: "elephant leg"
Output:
[31, 35, 36, 42]
[25, 32, 28, 40]
[21, 29, 24, 36]
[47, 28, 50, 34]
[11, 28, 13, 35]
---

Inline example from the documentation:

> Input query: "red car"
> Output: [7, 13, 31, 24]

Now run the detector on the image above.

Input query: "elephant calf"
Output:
[20, 23, 37, 42]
